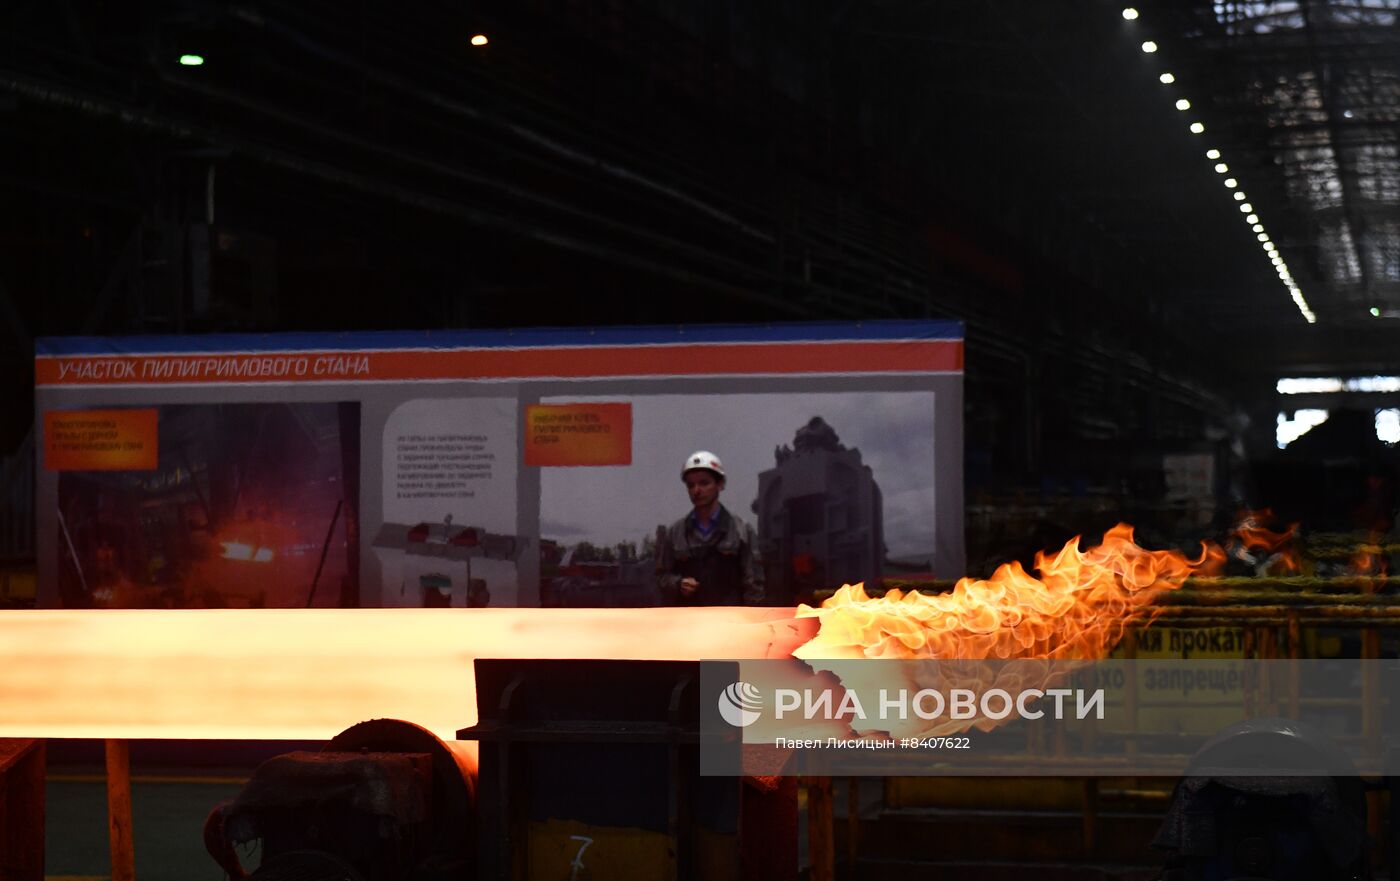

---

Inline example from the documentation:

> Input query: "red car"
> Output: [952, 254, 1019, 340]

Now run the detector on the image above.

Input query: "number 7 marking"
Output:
[569, 834, 594, 880]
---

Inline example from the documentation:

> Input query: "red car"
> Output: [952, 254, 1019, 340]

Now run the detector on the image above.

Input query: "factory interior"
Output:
[4, 0, 1400, 879]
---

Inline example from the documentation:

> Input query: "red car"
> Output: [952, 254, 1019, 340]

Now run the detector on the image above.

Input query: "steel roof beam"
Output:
[1301, 0, 1374, 315]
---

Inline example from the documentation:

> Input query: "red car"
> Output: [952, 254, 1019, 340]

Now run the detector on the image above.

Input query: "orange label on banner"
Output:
[525, 403, 631, 466]
[44, 409, 158, 471]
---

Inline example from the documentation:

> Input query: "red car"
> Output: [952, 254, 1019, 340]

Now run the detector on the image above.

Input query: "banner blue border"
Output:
[36, 320, 964, 357]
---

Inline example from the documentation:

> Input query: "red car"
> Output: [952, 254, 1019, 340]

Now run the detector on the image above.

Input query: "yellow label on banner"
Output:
[44, 409, 158, 471]
[525, 403, 632, 466]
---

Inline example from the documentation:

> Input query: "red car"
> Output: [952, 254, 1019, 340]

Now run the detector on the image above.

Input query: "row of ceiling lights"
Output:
[1120, 7, 1316, 324]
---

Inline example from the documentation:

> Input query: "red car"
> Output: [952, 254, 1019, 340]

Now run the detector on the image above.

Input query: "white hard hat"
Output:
[681, 450, 726, 479]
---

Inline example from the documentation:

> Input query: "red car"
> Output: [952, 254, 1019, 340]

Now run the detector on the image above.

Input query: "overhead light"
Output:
[179, 54, 205, 66]
[1123, 7, 1141, 20]
[1371, 306, 1381, 317]
[470, 34, 489, 46]
[1344, 110, 1355, 119]
[1129, 33, 1309, 329]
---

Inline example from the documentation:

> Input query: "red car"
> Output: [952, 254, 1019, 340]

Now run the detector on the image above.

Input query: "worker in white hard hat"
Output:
[656, 450, 765, 606]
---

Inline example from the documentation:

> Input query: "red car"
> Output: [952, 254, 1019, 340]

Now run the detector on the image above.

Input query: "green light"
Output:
[1371, 307, 1381, 317]
[179, 54, 205, 66]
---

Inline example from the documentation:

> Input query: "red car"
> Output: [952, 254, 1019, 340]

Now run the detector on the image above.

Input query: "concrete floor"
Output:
[45, 772, 248, 881]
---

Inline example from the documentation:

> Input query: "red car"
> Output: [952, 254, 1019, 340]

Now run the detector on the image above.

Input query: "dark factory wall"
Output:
[0, 0, 1302, 557]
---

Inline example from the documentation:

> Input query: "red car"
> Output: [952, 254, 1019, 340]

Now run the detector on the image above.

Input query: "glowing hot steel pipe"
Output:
[1, 527, 1210, 752]
[0, 607, 812, 744]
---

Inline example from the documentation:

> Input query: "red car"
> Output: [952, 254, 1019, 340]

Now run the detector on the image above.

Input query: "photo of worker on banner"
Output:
[539, 392, 944, 608]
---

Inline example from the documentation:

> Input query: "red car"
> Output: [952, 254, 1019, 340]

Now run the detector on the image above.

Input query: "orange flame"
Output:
[1232, 508, 1300, 573]
[794, 524, 1197, 662]
[1351, 531, 1388, 576]
[1234, 509, 1297, 551]
[1192, 541, 1228, 577]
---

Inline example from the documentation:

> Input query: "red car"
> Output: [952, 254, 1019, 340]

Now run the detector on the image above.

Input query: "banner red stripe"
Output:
[35, 341, 963, 386]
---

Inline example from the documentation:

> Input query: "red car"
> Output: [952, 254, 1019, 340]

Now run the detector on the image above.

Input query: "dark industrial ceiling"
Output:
[1158, 0, 1400, 323]
[2, 0, 1398, 470]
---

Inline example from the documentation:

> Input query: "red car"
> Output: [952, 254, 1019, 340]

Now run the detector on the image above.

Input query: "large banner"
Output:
[34, 322, 963, 608]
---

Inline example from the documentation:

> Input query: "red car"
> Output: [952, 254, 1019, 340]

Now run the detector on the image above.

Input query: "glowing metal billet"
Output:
[0, 608, 810, 742]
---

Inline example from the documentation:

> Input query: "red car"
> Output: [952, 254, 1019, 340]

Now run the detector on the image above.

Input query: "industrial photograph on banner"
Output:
[50, 402, 361, 609]
[539, 392, 939, 608]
